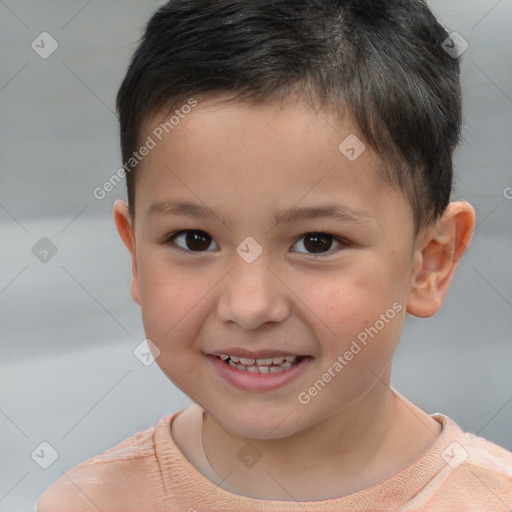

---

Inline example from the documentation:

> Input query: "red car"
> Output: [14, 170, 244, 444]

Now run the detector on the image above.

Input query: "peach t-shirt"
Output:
[37, 409, 512, 511]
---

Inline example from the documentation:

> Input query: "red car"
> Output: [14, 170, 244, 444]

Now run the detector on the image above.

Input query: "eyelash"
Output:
[164, 230, 349, 259]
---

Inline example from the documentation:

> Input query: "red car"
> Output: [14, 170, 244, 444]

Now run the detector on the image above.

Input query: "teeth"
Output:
[256, 358, 273, 365]
[220, 353, 301, 372]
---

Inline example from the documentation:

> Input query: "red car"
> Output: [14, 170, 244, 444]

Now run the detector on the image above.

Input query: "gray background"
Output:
[0, 0, 511, 510]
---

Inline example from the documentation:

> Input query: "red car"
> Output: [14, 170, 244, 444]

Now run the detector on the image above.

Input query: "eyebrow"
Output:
[145, 199, 374, 228]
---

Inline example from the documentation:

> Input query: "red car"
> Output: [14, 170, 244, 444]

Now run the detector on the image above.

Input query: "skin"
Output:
[114, 92, 476, 501]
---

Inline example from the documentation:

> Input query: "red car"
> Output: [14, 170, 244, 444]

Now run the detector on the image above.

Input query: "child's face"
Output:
[121, 94, 421, 439]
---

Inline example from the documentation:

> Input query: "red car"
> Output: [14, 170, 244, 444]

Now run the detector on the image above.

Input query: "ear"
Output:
[113, 200, 140, 305]
[406, 201, 476, 318]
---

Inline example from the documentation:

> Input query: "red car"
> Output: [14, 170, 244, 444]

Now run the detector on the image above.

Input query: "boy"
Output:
[37, 0, 512, 510]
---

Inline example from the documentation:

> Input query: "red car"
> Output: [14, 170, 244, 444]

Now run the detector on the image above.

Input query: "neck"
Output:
[201, 378, 441, 500]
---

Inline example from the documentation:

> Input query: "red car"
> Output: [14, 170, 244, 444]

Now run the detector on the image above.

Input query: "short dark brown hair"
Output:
[116, 0, 463, 233]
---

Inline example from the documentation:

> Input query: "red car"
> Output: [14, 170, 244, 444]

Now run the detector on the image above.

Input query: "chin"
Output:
[205, 400, 314, 441]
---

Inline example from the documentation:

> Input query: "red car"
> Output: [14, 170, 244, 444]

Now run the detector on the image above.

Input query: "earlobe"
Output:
[113, 200, 140, 305]
[406, 201, 476, 318]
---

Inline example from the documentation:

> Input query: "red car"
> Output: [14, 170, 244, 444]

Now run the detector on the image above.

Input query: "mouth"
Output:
[216, 353, 306, 374]
[207, 351, 312, 392]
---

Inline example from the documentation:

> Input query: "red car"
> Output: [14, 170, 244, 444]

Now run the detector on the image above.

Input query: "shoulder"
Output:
[423, 418, 512, 510]
[36, 416, 174, 512]
[460, 430, 512, 483]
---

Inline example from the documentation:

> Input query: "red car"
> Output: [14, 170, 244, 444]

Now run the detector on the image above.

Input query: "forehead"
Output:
[134, 94, 412, 231]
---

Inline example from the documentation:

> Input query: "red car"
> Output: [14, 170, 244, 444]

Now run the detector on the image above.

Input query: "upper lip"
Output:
[207, 349, 308, 359]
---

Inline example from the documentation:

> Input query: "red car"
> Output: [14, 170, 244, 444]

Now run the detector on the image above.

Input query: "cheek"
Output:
[136, 250, 203, 345]
[308, 260, 406, 364]
[311, 263, 398, 328]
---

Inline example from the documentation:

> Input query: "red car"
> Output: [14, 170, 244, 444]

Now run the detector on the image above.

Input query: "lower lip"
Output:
[207, 355, 312, 392]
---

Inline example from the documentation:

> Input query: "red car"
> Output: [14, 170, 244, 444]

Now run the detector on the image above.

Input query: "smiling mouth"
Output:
[216, 354, 306, 373]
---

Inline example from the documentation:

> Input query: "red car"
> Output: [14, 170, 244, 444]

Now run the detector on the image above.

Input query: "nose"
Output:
[215, 252, 290, 330]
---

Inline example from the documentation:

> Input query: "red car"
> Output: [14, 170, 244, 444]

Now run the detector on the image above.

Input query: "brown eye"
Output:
[168, 230, 218, 252]
[292, 232, 343, 255]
